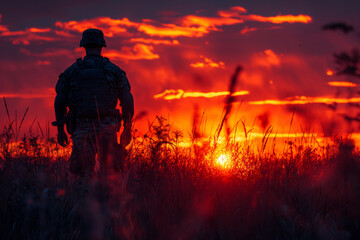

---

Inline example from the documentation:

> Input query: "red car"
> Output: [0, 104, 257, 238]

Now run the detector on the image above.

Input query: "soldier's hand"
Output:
[57, 127, 69, 147]
[120, 124, 132, 147]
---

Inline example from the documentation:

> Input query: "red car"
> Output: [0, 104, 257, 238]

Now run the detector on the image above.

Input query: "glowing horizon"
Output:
[249, 96, 360, 105]
[328, 81, 358, 87]
[154, 89, 250, 100]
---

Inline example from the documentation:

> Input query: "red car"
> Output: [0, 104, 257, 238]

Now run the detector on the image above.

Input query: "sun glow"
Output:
[216, 153, 231, 169]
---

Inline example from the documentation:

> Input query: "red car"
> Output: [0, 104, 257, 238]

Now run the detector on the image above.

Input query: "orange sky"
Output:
[0, 2, 360, 139]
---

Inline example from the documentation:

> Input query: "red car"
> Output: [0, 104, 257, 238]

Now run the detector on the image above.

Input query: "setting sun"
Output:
[216, 153, 231, 168]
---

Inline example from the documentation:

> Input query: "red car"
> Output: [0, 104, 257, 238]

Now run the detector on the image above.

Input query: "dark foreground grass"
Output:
[1, 119, 360, 239]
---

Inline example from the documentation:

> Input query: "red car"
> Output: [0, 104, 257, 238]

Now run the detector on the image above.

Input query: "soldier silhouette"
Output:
[53, 28, 134, 177]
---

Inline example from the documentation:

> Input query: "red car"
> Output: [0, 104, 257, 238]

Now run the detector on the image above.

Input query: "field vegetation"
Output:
[1, 109, 360, 240]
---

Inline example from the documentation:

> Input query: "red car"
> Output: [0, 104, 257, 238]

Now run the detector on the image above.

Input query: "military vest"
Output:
[68, 56, 119, 119]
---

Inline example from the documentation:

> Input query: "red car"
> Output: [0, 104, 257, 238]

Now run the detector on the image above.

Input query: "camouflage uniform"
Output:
[54, 30, 134, 176]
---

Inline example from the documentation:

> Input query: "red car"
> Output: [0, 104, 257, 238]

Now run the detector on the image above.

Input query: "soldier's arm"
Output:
[53, 70, 71, 147]
[53, 71, 70, 129]
[118, 74, 133, 147]
[119, 86, 134, 124]
[116, 69, 134, 124]
[54, 95, 67, 128]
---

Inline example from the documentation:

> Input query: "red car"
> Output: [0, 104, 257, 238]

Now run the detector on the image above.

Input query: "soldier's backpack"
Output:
[66, 57, 121, 134]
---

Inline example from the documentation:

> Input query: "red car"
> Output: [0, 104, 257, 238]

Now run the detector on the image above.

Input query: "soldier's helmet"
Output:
[80, 28, 107, 48]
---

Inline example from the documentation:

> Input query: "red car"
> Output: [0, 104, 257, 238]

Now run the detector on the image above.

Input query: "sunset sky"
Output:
[1, 0, 360, 138]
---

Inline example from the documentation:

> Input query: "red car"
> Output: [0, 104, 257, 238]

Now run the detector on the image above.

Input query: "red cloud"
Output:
[20, 43, 160, 61]
[0, 14, 57, 45]
[1, 30, 58, 45]
[181, 15, 243, 30]
[240, 26, 258, 35]
[20, 48, 74, 57]
[251, 49, 281, 68]
[0, 6, 312, 47]
[218, 6, 247, 18]
[0, 14, 8, 32]
[54, 17, 137, 37]
[244, 14, 312, 24]
[28, 28, 51, 33]
[136, 11, 244, 38]
[136, 7, 311, 38]
[36, 60, 51, 65]
[0, 20, 58, 45]
[103, 44, 159, 60]
[51, 6, 312, 39]
[190, 56, 225, 68]
[136, 23, 208, 38]
[0, 25, 8, 32]
[129, 38, 179, 45]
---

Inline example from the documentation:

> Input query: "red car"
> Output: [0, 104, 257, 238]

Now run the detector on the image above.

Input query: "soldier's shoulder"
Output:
[56, 59, 82, 93]
[104, 58, 126, 74]
[60, 58, 82, 78]
[103, 58, 130, 89]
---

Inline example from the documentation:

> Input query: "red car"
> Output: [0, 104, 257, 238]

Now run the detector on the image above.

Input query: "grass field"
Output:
[1, 115, 360, 240]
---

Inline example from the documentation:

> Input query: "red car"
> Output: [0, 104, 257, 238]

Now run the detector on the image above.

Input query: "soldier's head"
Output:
[80, 28, 107, 49]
